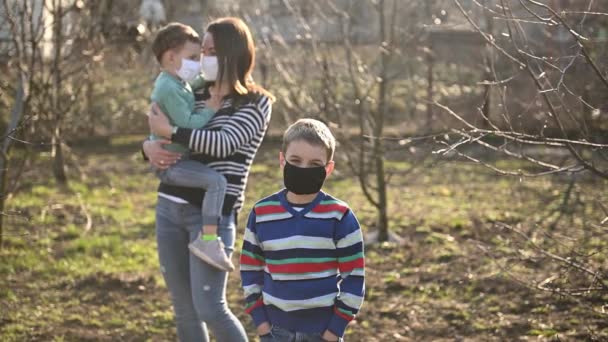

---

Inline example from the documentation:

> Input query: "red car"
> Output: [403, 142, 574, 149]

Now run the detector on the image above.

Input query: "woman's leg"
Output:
[156, 197, 209, 341]
[187, 210, 248, 342]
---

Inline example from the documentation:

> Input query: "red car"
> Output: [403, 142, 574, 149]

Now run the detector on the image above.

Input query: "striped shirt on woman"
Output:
[159, 90, 272, 214]
[240, 189, 365, 337]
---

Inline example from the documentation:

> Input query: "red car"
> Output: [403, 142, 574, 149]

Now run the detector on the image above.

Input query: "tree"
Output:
[432, 0, 608, 333]
[0, 0, 106, 185]
[248, 0, 459, 243]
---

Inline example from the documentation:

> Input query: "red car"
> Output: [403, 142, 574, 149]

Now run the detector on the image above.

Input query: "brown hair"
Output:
[152, 22, 201, 63]
[206, 17, 275, 104]
[282, 119, 336, 162]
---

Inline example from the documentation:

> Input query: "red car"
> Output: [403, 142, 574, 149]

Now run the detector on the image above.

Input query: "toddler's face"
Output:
[171, 41, 201, 71]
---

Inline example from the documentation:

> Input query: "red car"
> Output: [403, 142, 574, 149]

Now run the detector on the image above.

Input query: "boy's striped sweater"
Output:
[240, 189, 365, 337]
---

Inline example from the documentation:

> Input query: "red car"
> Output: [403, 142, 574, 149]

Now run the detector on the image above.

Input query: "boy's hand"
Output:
[321, 330, 339, 341]
[256, 322, 271, 336]
[205, 86, 222, 111]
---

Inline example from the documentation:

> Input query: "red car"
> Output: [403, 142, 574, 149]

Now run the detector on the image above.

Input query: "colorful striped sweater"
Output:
[240, 189, 365, 337]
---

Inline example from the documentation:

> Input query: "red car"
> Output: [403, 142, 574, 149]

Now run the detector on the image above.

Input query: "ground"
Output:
[1, 135, 607, 341]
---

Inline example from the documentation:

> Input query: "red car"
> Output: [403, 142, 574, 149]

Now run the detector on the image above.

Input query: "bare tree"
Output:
[0, 74, 27, 249]
[250, 0, 442, 242]
[0, 0, 40, 247]
[431, 0, 608, 333]
[0, 0, 106, 185]
[438, 0, 608, 179]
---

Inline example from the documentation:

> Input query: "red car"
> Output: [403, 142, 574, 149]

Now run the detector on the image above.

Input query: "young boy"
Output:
[149, 22, 234, 271]
[240, 119, 365, 341]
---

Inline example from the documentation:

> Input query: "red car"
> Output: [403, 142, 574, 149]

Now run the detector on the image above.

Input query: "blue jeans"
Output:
[260, 325, 343, 342]
[156, 159, 227, 226]
[155, 197, 248, 342]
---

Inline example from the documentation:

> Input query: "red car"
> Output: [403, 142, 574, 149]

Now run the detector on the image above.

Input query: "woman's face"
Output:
[201, 32, 216, 56]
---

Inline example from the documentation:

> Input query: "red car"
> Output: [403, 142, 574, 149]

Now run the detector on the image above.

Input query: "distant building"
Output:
[0, 0, 61, 60]
[139, 0, 166, 29]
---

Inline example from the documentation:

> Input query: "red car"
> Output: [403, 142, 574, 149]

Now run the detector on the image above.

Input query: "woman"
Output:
[144, 17, 274, 342]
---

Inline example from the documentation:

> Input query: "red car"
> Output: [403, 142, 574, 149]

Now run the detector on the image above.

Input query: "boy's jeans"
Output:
[261, 325, 344, 342]
[156, 159, 227, 226]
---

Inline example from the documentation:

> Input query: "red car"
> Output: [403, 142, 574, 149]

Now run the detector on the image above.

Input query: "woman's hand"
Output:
[143, 140, 181, 169]
[148, 103, 173, 138]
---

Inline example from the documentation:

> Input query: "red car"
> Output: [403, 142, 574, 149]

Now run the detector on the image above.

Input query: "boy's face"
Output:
[165, 41, 201, 72]
[280, 139, 334, 176]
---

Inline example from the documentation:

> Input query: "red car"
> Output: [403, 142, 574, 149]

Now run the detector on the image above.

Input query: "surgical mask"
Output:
[283, 161, 327, 195]
[201, 56, 218, 81]
[176, 58, 201, 82]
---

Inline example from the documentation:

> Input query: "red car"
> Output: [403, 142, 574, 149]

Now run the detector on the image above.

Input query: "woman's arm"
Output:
[149, 95, 272, 158]
[174, 96, 272, 158]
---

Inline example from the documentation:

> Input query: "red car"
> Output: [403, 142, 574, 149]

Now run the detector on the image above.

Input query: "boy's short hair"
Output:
[282, 119, 336, 162]
[151, 22, 201, 63]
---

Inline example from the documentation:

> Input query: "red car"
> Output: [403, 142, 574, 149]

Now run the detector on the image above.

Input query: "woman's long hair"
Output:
[206, 17, 275, 105]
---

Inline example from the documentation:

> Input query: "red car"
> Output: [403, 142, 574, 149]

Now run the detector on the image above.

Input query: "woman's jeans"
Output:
[156, 196, 248, 342]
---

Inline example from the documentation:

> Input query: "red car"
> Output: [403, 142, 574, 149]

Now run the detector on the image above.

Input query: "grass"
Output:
[1, 135, 607, 341]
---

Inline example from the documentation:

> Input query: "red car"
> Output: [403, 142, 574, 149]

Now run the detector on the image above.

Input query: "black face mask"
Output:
[283, 161, 327, 195]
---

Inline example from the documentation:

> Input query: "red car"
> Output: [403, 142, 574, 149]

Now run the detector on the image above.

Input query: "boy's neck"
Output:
[286, 191, 318, 205]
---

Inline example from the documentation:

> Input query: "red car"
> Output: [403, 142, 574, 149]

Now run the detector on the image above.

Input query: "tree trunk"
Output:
[51, 126, 67, 184]
[425, 1, 434, 133]
[426, 47, 434, 132]
[374, 151, 389, 242]
[0, 77, 26, 249]
[375, 0, 390, 242]
[85, 72, 95, 136]
[480, 0, 494, 129]
[51, 0, 67, 184]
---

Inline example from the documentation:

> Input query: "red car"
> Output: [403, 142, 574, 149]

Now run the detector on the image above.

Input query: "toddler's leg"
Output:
[157, 161, 234, 271]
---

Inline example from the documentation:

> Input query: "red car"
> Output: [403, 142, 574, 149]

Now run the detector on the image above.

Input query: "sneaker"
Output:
[189, 236, 235, 272]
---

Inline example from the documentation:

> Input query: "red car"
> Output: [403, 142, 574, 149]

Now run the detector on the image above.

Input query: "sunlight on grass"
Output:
[2, 136, 607, 341]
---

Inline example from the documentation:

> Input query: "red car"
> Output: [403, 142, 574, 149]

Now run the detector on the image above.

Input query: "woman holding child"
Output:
[144, 17, 274, 342]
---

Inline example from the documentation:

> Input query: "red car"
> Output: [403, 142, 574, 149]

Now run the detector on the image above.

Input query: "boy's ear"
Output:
[166, 50, 177, 65]
[279, 151, 285, 169]
[325, 160, 335, 177]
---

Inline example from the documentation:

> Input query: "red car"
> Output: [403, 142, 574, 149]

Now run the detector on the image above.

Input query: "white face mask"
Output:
[176, 58, 201, 82]
[201, 56, 218, 81]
